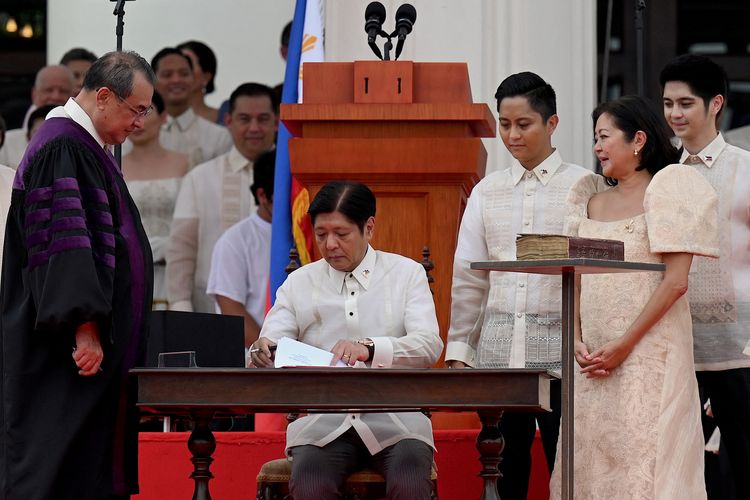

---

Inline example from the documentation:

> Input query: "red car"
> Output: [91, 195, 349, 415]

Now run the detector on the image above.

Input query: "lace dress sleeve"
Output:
[644, 164, 719, 257]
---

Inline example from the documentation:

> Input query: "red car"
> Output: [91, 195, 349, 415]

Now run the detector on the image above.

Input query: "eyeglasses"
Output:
[110, 89, 153, 119]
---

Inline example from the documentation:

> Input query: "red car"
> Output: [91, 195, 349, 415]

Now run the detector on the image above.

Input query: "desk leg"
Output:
[188, 412, 216, 500]
[560, 270, 575, 500]
[476, 411, 504, 500]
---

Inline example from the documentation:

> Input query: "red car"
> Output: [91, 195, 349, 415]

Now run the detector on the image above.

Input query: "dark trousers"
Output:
[698, 368, 750, 500]
[497, 379, 561, 500]
[289, 427, 434, 500]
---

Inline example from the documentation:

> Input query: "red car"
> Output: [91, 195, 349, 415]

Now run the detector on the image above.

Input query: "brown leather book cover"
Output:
[516, 234, 625, 261]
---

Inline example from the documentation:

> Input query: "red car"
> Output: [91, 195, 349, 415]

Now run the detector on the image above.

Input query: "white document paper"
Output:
[274, 337, 349, 368]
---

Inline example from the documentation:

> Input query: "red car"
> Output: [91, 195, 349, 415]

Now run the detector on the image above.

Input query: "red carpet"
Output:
[134, 430, 550, 499]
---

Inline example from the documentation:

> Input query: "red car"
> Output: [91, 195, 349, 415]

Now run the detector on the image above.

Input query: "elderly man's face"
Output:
[32, 66, 74, 107]
[314, 211, 374, 273]
[96, 71, 154, 146]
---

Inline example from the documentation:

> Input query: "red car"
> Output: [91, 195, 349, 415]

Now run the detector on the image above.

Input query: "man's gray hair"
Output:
[82, 51, 155, 97]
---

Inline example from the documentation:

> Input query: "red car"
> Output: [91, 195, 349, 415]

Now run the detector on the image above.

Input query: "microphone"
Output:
[393, 4, 416, 60]
[394, 3, 416, 41]
[364, 1, 387, 43]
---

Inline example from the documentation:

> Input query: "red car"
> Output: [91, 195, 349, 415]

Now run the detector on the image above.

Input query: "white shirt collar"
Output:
[328, 245, 377, 293]
[510, 149, 563, 186]
[251, 211, 272, 228]
[679, 133, 726, 168]
[227, 146, 253, 173]
[47, 97, 106, 149]
[167, 107, 197, 132]
[227, 146, 276, 173]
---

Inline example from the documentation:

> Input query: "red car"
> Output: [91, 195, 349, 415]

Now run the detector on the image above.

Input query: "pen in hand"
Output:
[248, 345, 277, 354]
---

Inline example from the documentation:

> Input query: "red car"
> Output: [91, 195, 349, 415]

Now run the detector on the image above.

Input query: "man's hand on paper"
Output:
[331, 339, 369, 367]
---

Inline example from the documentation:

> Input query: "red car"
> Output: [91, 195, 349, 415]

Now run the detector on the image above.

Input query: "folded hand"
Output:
[73, 323, 103, 376]
[581, 337, 633, 378]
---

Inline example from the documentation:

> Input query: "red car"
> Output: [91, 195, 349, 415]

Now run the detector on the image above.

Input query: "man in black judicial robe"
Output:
[0, 51, 154, 500]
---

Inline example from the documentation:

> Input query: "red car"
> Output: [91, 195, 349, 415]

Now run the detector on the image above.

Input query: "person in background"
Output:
[177, 40, 220, 124]
[60, 47, 98, 95]
[25, 105, 56, 142]
[445, 71, 599, 500]
[123, 91, 189, 309]
[660, 53, 750, 500]
[0, 65, 75, 168]
[207, 149, 274, 348]
[167, 82, 278, 313]
[150, 47, 231, 168]
[273, 21, 292, 102]
[250, 180, 442, 500]
[550, 95, 717, 499]
[0, 50, 154, 500]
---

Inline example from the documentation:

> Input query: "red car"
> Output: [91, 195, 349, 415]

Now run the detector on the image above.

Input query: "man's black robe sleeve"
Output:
[21, 137, 115, 332]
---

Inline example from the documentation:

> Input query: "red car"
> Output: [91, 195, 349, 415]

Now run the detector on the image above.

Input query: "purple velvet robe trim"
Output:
[51, 197, 82, 212]
[82, 187, 110, 205]
[24, 208, 50, 227]
[93, 230, 116, 248]
[25, 176, 79, 204]
[100, 148, 147, 493]
[86, 209, 114, 226]
[28, 236, 92, 269]
[26, 216, 88, 247]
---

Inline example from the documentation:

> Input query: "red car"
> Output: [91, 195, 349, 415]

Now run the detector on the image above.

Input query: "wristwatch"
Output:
[357, 338, 375, 361]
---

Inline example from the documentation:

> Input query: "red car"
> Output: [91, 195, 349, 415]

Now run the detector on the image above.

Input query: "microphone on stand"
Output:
[393, 4, 416, 60]
[364, 1, 387, 60]
[394, 3, 416, 40]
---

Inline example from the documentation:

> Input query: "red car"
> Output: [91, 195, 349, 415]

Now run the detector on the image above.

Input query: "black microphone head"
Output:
[395, 3, 417, 26]
[365, 2, 387, 24]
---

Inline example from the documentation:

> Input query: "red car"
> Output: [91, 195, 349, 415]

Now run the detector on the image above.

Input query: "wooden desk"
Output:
[471, 259, 665, 500]
[133, 367, 554, 500]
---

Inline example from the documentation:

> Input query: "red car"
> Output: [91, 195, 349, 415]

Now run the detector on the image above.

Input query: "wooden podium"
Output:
[281, 61, 496, 347]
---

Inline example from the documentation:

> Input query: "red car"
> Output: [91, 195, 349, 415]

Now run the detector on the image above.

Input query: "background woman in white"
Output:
[122, 91, 188, 308]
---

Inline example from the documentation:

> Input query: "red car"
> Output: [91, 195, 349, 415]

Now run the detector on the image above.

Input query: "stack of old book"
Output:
[515, 234, 625, 261]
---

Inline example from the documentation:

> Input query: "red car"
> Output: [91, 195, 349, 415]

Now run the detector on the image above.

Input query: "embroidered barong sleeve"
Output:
[22, 139, 114, 331]
[446, 189, 489, 367]
[166, 171, 200, 311]
[644, 164, 720, 258]
[373, 259, 442, 369]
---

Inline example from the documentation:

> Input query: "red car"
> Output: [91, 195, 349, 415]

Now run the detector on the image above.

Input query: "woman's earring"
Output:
[634, 149, 639, 157]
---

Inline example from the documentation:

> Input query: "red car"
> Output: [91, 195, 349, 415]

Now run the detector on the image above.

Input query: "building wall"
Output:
[48, 0, 596, 170]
